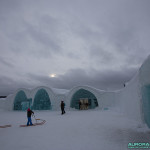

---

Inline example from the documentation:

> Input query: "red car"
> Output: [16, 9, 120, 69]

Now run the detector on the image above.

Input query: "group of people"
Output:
[26, 101, 66, 126]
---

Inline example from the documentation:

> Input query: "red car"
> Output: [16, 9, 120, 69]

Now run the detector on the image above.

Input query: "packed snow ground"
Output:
[0, 110, 150, 150]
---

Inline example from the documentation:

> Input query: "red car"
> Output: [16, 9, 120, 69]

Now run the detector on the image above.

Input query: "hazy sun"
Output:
[49, 74, 56, 78]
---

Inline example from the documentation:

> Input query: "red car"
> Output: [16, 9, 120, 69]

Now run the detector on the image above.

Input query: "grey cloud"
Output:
[0, 62, 139, 96]
[0, 74, 42, 96]
[0, 76, 24, 96]
[0, 57, 14, 68]
[26, 67, 137, 91]
[24, 18, 61, 53]
[59, 67, 137, 90]
[26, 70, 90, 90]
[70, 0, 150, 60]
[0, 0, 21, 14]
[66, 52, 80, 59]
[89, 45, 116, 64]
[0, 6, 62, 58]
[0, 0, 150, 96]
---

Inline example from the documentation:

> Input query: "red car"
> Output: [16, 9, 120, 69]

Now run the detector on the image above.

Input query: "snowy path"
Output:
[0, 110, 150, 150]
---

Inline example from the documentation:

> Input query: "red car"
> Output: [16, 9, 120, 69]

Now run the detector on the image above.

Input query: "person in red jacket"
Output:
[27, 108, 34, 126]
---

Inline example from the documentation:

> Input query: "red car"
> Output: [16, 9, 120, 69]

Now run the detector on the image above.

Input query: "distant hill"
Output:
[0, 96, 7, 98]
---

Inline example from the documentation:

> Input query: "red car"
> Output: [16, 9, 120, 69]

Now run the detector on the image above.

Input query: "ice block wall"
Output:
[139, 55, 150, 128]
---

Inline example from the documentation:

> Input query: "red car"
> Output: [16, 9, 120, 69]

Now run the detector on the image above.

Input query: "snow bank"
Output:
[113, 55, 150, 127]
[1, 110, 149, 150]
[115, 72, 142, 122]
[100, 92, 116, 109]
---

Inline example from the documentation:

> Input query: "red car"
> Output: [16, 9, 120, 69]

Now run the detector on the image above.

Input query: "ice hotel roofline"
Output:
[1, 55, 150, 128]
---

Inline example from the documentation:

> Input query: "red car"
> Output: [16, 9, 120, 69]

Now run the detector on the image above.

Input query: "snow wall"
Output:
[115, 73, 142, 123]
[114, 55, 150, 128]
[0, 98, 6, 110]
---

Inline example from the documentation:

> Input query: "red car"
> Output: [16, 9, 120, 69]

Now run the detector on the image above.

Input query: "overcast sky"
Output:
[0, 0, 150, 95]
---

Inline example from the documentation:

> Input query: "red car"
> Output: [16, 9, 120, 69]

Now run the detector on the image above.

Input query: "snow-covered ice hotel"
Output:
[1, 55, 150, 128]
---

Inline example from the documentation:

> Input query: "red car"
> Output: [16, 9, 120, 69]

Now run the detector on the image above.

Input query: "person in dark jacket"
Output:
[61, 101, 65, 115]
[79, 101, 81, 110]
[27, 108, 34, 126]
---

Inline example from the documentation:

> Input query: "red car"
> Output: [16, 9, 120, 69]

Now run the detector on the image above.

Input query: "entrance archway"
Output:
[33, 89, 51, 110]
[14, 90, 32, 111]
[70, 89, 98, 110]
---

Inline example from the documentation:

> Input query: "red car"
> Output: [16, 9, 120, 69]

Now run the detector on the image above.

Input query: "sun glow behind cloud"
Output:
[49, 74, 57, 78]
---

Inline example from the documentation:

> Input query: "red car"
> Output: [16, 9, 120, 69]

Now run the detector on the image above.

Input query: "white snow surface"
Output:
[0, 110, 150, 150]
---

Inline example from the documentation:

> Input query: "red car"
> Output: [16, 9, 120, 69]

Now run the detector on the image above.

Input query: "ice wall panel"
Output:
[141, 85, 150, 128]
[33, 89, 51, 110]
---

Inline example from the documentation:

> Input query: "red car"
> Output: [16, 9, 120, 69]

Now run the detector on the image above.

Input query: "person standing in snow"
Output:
[61, 101, 65, 115]
[79, 101, 81, 110]
[27, 108, 34, 126]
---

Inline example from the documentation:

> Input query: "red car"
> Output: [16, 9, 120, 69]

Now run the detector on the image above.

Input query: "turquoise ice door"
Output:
[21, 102, 30, 111]
[21, 98, 32, 111]
[142, 85, 150, 128]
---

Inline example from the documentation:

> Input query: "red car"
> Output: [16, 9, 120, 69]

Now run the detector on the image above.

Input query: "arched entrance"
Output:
[33, 89, 51, 110]
[70, 89, 98, 110]
[14, 90, 32, 111]
[142, 85, 150, 128]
